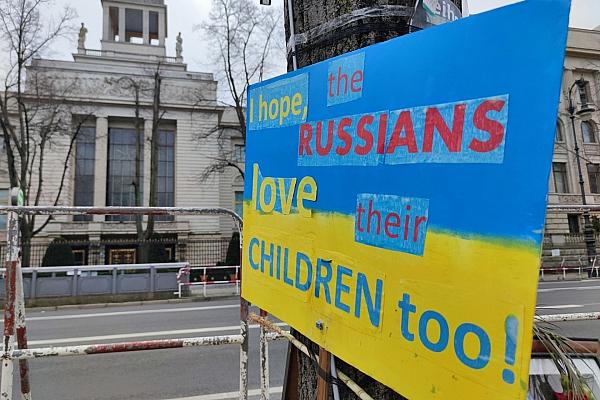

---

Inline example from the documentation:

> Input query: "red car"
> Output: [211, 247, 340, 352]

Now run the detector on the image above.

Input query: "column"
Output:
[118, 7, 126, 42]
[103, 5, 110, 41]
[158, 9, 166, 46]
[143, 10, 150, 45]
[94, 116, 108, 222]
[143, 119, 152, 207]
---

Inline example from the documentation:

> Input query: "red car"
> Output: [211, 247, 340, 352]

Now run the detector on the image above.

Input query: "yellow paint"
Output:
[277, 177, 297, 215]
[242, 206, 539, 400]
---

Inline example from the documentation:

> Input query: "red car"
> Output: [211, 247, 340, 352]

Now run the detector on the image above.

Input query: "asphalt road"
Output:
[2, 280, 600, 399]
[2, 298, 287, 400]
[537, 279, 600, 338]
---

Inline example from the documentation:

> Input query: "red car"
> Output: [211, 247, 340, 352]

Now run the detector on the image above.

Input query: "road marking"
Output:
[163, 387, 283, 400]
[537, 304, 583, 309]
[25, 304, 240, 322]
[538, 286, 600, 293]
[28, 323, 288, 346]
[536, 302, 600, 310]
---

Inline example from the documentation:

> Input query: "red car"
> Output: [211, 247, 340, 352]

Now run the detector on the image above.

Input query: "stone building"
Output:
[0, 0, 243, 267]
[544, 26, 600, 256]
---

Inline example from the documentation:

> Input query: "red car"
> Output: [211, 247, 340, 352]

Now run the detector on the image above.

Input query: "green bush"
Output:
[41, 240, 75, 267]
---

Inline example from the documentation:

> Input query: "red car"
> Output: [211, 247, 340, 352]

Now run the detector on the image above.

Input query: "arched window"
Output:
[555, 120, 564, 142]
[582, 121, 597, 143]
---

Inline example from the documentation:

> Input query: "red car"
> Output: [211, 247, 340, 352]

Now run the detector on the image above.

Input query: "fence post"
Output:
[259, 309, 270, 400]
[203, 267, 207, 298]
[30, 269, 37, 299]
[72, 268, 79, 296]
[150, 266, 156, 293]
[112, 267, 118, 295]
[239, 298, 249, 400]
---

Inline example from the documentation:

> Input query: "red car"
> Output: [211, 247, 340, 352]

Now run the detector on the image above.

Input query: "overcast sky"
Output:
[49, 0, 600, 87]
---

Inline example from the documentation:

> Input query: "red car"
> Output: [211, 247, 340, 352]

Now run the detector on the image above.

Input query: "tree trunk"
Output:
[284, 0, 462, 398]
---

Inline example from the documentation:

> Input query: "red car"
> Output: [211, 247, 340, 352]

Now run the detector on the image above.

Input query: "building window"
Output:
[579, 80, 592, 106]
[155, 131, 175, 221]
[109, 7, 119, 41]
[0, 189, 7, 230]
[568, 214, 580, 234]
[589, 164, 600, 194]
[552, 162, 569, 193]
[74, 127, 96, 222]
[107, 128, 143, 221]
[149, 11, 159, 45]
[582, 121, 597, 144]
[125, 9, 143, 43]
[233, 144, 245, 163]
[556, 121, 564, 143]
[235, 191, 243, 218]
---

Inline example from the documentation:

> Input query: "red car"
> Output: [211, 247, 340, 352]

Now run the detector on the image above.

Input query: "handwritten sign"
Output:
[243, 1, 570, 398]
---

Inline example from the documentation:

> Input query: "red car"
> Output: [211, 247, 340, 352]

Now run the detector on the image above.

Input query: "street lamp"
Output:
[567, 78, 597, 269]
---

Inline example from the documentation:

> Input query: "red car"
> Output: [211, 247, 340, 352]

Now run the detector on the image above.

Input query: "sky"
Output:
[47, 0, 600, 95]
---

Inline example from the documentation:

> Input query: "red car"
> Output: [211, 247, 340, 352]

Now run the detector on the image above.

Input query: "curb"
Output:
[27, 295, 241, 312]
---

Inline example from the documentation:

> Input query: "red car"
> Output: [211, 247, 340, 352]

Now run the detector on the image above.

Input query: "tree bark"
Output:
[284, 0, 461, 398]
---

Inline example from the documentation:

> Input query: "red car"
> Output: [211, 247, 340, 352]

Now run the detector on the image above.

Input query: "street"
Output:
[1, 280, 599, 399]
[2, 299, 287, 400]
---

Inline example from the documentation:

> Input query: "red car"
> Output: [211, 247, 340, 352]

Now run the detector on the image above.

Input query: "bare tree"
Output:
[108, 66, 165, 263]
[0, 0, 92, 265]
[198, 0, 284, 182]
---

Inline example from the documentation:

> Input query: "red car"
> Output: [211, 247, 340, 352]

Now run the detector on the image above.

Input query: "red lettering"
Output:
[351, 70, 363, 93]
[336, 117, 353, 156]
[328, 74, 335, 98]
[469, 100, 506, 153]
[355, 114, 374, 155]
[384, 212, 400, 238]
[423, 105, 466, 153]
[413, 216, 428, 242]
[356, 202, 366, 233]
[299, 124, 313, 156]
[387, 111, 418, 154]
[316, 121, 334, 156]
[376, 113, 388, 155]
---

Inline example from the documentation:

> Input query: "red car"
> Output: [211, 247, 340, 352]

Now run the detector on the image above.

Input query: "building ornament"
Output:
[78, 23, 88, 50]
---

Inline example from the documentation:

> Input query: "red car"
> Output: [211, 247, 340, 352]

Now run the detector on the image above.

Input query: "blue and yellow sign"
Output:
[242, 1, 570, 398]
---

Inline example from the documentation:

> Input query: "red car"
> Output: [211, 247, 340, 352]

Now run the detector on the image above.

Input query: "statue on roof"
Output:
[176, 32, 183, 59]
[78, 23, 88, 50]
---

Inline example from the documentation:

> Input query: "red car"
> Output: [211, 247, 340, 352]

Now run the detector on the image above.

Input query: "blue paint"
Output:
[260, 241, 274, 274]
[327, 53, 365, 106]
[454, 323, 491, 370]
[245, 0, 570, 244]
[354, 273, 383, 328]
[335, 265, 352, 313]
[295, 252, 313, 292]
[314, 259, 333, 304]
[502, 315, 519, 384]
[254, 164, 299, 214]
[419, 310, 450, 353]
[248, 73, 309, 131]
[283, 249, 294, 287]
[398, 293, 416, 341]
[248, 238, 260, 270]
[355, 194, 430, 256]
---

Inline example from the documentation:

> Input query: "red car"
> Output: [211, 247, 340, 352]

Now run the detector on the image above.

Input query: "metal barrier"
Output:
[0, 263, 188, 299]
[539, 255, 598, 280]
[0, 206, 255, 400]
[176, 265, 241, 298]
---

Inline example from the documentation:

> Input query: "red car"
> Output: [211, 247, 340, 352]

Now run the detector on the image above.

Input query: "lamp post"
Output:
[567, 78, 597, 269]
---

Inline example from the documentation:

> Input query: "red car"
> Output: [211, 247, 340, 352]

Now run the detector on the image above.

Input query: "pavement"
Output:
[1, 279, 600, 399]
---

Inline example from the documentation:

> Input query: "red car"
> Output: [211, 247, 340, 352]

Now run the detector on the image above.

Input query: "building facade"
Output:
[544, 27, 600, 255]
[0, 0, 243, 267]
